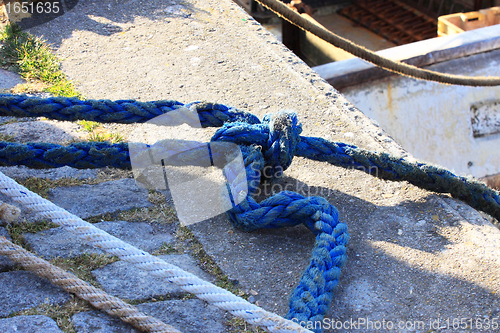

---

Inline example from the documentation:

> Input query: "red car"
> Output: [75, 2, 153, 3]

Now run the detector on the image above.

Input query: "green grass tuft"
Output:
[227, 317, 267, 333]
[76, 120, 100, 133]
[15, 177, 88, 198]
[9, 297, 92, 333]
[7, 220, 59, 249]
[87, 131, 124, 143]
[0, 132, 16, 142]
[50, 253, 119, 287]
[153, 242, 178, 255]
[0, 23, 80, 97]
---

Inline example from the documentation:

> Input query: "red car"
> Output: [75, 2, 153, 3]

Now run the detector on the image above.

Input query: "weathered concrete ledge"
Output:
[0, 0, 497, 332]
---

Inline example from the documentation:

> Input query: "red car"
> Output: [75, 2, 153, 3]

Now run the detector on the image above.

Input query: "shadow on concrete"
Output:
[24, 0, 203, 49]
[6, 0, 80, 30]
[189, 174, 500, 329]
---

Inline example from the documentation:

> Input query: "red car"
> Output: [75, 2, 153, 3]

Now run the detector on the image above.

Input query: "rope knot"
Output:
[211, 110, 302, 180]
[261, 111, 302, 178]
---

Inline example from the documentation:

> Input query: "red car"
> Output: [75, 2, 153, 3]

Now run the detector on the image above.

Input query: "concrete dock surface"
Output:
[0, 0, 499, 332]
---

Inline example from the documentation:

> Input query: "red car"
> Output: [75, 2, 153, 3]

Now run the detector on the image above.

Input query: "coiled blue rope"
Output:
[1, 94, 500, 332]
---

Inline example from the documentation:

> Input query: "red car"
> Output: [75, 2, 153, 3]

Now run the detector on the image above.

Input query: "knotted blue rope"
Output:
[2, 94, 500, 332]
[211, 112, 348, 327]
[1, 95, 499, 227]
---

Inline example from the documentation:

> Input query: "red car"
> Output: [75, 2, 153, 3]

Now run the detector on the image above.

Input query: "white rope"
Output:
[0, 171, 311, 333]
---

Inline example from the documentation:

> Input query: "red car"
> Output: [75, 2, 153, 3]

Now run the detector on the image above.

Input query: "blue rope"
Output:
[0, 141, 130, 169]
[1, 94, 500, 332]
[0, 95, 260, 126]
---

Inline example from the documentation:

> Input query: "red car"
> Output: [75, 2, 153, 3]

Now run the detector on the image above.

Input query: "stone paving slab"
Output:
[47, 178, 152, 219]
[72, 311, 137, 333]
[0, 227, 14, 272]
[0, 271, 70, 317]
[72, 299, 228, 333]
[0, 315, 64, 333]
[24, 221, 174, 258]
[190, 215, 316, 314]
[0, 119, 85, 144]
[92, 254, 215, 301]
[0, 165, 98, 180]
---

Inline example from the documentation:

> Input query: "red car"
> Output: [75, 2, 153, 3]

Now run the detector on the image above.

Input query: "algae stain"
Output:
[387, 81, 394, 117]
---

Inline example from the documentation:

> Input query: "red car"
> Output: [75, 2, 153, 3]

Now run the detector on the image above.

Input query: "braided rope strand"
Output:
[297, 137, 500, 221]
[0, 237, 182, 333]
[212, 116, 349, 331]
[0, 95, 260, 126]
[0, 141, 131, 169]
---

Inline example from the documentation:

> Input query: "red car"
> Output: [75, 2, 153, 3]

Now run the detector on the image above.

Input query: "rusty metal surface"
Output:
[406, 0, 474, 18]
[339, 0, 438, 45]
